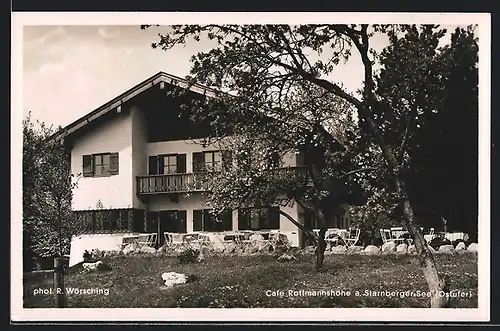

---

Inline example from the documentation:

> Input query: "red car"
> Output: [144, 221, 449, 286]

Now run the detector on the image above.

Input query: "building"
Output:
[52, 72, 352, 250]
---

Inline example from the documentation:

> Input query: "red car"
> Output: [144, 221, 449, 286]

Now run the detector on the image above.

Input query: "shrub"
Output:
[83, 249, 103, 263]
[177, 247, 200, 264]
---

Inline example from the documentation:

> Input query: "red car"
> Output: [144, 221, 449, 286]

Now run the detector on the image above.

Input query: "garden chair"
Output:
[137, 233, 157, 248]
[344, 228, 361, 247]
[325, 228, 347, 247]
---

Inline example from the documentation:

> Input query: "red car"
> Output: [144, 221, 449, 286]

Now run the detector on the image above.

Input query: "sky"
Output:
[23, 24, 457, 129]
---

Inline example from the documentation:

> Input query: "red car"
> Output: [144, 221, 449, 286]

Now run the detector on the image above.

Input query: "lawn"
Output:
[23, 251, 478, 308]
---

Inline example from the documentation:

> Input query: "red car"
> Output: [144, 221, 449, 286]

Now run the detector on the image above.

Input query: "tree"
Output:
[175, 80, 366, 270]
[23, 113, 80, 272]
[145, 24, 478, 307]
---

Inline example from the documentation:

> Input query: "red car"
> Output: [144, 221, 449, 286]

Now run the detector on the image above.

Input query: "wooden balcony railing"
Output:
[136, 166, 311, 196]
[136, 173, 203, 195]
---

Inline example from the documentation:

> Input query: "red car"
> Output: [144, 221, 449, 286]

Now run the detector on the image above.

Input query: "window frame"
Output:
[93, 153, 111, 177]
[82, 152, 119, 178]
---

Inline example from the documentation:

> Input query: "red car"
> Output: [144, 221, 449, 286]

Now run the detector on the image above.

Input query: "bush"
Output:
[429, 237, 452, 250]
[83, 249, 103, 263]
[177, 247, 200, 264]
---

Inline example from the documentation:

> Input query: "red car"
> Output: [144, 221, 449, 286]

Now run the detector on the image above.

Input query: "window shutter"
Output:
[148, 156, 158, 175]
[268, 207, 280, 229]
[221, 150, 232, 171]
[222, 210, 233, 231]
[82, 155, 93, 177]
[238, 209, 250, 230]
[192, 152, 203, 172]
[193, 210, 203, 231]
[109, 152, 119, 175]
[177, 154, 187, 173]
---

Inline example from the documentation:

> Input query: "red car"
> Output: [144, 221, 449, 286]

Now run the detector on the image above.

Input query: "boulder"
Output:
[302, 246, 316, 254]
[396, 243, 408, 254]
[407, 245, 417, 254]
[277, 254, 296, 262]
[438, 245, 455, 253]
[363, 245, 380, 255]
[347, 245, 363, 254]
[428, 245, 437, 254]
[331, 245, 347, 254]
[249, 233, 265, 241]
[139, 246, 157, 254]
[455, 242, 467, 251]
[122, 242, 138, 255]
[467, 243, 478, 252]
[82, 261, 112, 273]
[161, 272, 189, 287]
[381, 241, 396, 254]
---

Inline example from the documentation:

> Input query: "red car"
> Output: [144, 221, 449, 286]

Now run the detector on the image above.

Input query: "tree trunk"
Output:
[314, 227, 327, 272]
[356, 102, 449, 307]
[400, 195, 450, 307]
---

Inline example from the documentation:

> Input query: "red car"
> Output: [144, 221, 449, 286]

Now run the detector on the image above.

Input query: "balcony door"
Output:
[149, 154, 187, 175]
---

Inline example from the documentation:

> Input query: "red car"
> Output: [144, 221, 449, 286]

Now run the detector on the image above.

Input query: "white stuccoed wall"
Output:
[71, 112, 134, 211]
[68, 233, 135, 267]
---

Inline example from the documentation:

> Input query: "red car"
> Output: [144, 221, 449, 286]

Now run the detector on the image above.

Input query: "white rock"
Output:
[467, 243, 478, 252]
[381, 241, 396, 253]
[438, 245, 455, 253]
[363, 245, 380, 255]
[139, 246, 157, 254]
[277, 254, 296, 261]
[161, 272, 189, 287]
[408, 245, 417, 254]
[347, 245, 363, 254]
[82, 261, 110, 272]
[455, 242, 466, 251]
[396, 243, 408, 254]
[331, 245, 347, 254]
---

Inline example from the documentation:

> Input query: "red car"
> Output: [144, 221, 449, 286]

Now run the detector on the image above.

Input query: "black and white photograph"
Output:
[11, 12, 491, 322]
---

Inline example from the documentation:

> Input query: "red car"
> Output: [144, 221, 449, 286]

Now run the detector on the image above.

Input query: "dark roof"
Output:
[47, 71, 218, 144]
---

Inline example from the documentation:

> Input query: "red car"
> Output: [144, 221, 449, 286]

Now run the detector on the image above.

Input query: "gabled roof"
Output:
[47, 71, 219, 144]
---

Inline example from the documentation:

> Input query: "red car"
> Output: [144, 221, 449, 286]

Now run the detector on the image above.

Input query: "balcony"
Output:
[136, 166, 311, 196]
[137, 173, 203, 195]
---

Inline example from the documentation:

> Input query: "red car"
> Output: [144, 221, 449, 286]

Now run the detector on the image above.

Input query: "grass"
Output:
[23, 251, 478, 308]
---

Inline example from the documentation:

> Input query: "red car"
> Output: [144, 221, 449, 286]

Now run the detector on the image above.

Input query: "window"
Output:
[82, 153, 119, 177]
[164, 155, 177, 174]
[94, 154, 110, 176]
[204, 151, 221, 172]
[193, 151, 231, 173]
[238, 207, 279, 230]
[193, 209, 232, 232]
[148, 154, 186, 175]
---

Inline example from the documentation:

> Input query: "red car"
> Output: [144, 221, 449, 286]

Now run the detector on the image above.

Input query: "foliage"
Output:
[177, 247, 200, 264]
[143, 24, 479, 299]
[369, 25, 478, 233]
[23, 113, 80, 260]
[146, 25, 372, 246]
